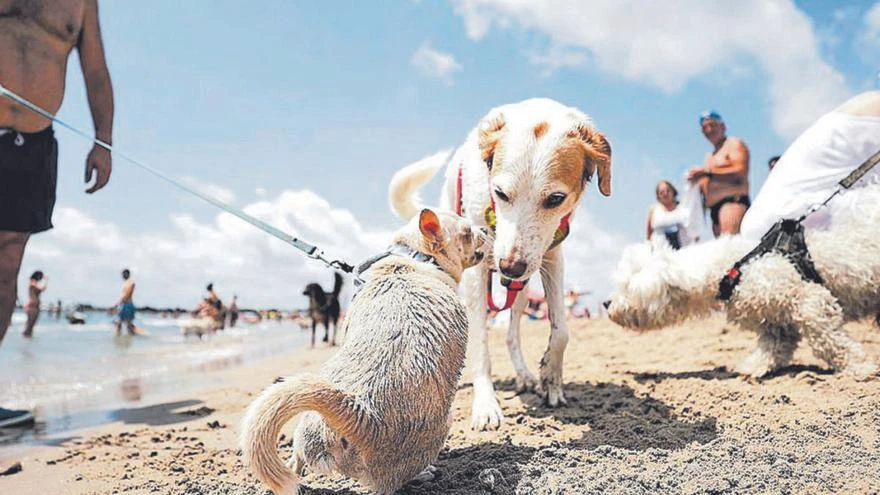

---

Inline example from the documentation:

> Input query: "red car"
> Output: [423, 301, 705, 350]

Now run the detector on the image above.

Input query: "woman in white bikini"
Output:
[646, 180, 700, 251]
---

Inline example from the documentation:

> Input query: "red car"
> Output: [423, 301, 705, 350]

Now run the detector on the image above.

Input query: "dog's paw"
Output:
[410, 465, 439, 484]
[735, 349, 775, 379]
[841, 361, 878, 381]
[514, 371, 539, 394]
[470, 395, 504, 431]
[538, 365, 567, 407]
[540, 381, 567, 407]
[286, 455, 304, 476]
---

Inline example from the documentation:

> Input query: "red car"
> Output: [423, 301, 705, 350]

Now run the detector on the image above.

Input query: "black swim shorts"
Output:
[709, 195, 750, 226]
[0, 126, 58, 233]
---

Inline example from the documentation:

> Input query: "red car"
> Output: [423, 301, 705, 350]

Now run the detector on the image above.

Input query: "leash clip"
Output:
[309, 249, 354, 273]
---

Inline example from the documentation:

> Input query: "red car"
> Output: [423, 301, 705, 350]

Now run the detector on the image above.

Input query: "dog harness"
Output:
[717, 219, 822, 301]
[351, 243, 445, 299]
[717, 147, 880, 301]
[455, 165, 572, 311]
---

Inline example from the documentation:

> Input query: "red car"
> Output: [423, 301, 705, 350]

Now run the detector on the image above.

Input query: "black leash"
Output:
[797, 148, 880, 222]
[717, 148, 880, 301]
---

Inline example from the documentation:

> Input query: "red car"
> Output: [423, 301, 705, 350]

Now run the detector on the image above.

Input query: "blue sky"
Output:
[18, 0, 880, 309]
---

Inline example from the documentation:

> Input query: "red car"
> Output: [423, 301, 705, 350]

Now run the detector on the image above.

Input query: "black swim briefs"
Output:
[0, 126, 58, 233]
[709, 195, 750, 226]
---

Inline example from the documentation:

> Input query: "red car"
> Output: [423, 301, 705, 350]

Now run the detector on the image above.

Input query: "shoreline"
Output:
[1, 316, 878, 494]
[0, 320, 311, 455]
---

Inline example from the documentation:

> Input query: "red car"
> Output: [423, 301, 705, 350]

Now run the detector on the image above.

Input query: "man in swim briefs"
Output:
[687, 111, 751, 237]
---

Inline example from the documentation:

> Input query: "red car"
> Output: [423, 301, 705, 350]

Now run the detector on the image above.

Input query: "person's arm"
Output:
[114, 282, 133, 307]
[645, 207, 654, 240]
[77, 0, 114, 194]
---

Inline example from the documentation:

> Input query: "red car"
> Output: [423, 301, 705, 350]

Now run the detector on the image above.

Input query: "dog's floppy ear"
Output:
[574, 124, 612, 197]
[478, 112, 506, 169]
[419, 208, 445, 249]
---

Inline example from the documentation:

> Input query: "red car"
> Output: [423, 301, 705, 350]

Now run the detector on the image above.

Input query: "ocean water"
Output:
[0, 309, 311, 448]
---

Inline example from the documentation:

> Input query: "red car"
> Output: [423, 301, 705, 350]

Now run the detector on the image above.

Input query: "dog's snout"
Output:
[499, 258, 527, 279]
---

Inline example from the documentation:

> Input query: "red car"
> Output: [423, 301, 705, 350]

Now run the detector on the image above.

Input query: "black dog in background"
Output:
[302, 272, 343, 347]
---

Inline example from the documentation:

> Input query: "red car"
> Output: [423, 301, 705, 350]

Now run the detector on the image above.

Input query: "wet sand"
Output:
[1, 315, 878, 494]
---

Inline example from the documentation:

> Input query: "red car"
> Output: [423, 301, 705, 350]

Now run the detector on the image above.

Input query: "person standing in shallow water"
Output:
[114, 269, 143, 336]
[228, 295, 239, 328]
[22, 271, 47, 338]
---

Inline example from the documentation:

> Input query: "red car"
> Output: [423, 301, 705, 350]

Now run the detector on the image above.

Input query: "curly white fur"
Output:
[609, 184, 880, 379]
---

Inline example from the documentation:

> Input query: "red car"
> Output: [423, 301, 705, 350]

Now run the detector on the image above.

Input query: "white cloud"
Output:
[22, 189, 631, 314]
[22, 190, 393, 310]
[411, 42, 463, 85]
[527, 47, 589, 78]
[452, 0, 852, 139]
[560, 207, 631, 303]
[21, 152, 632, 313]
[179, 176, 237, 204]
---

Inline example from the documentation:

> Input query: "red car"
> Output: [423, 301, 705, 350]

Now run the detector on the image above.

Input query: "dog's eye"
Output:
[543, 193, 567, 209]
[494, 188, 510, 203]
[485, 156, 494, 169]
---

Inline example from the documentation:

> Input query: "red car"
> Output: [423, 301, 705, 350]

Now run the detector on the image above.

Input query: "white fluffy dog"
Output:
[608, 184, 880, 379]
[389, 98, 612, 430]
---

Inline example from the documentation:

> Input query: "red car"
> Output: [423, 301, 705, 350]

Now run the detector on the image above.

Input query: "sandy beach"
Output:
[1, 315, 878, 494]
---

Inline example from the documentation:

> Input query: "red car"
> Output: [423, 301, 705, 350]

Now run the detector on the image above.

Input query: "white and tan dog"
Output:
[240, 209, 487, 495]
[607, 184, 880, 379]
[389, 98, 612, 430]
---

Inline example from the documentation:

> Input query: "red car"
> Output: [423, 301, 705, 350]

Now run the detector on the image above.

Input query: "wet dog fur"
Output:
[240, 209, 487, 494]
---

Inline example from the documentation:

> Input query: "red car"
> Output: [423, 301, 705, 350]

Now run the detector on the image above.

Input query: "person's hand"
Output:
[85, 145, 112, 193]
[686, 166, 708, 182]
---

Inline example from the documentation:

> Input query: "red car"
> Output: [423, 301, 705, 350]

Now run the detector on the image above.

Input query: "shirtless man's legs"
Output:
[0, 233, 29, 344]
[114, 319, 137, 336]
[714, 202, 748, 237]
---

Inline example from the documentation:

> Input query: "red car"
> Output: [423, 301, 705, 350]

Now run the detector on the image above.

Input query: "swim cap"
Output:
[699, 110, 723, 124]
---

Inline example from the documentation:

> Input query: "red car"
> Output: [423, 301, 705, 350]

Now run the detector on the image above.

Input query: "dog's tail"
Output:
[240, 374, 367, 495]
[332, 272, 343, 298]
[388, 149, 451, 220]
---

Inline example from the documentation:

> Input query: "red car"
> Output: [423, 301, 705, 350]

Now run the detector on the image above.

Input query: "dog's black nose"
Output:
[602, 299, 612, 310]
[474, 251, 485, 262]
[499, 258, 527, 279]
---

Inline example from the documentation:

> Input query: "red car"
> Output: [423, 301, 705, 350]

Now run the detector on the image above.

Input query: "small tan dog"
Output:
[240, 209, 486, 495]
